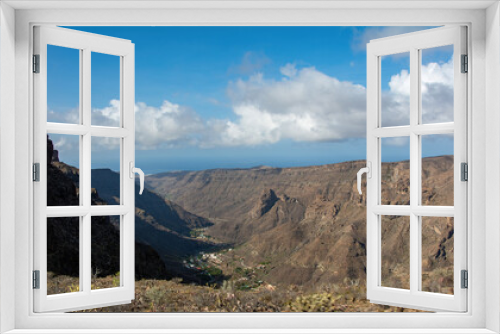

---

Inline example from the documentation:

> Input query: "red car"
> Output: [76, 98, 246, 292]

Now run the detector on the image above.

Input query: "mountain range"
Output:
[48, 132, 455, 294]
[47, 137, 221, 283]
[145, 157, 454, 292]
[47, 137, 168, 280]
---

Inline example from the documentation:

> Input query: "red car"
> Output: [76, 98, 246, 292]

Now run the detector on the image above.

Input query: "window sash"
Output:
[32, 25, 136, 313]
[366, 26, 468, 312]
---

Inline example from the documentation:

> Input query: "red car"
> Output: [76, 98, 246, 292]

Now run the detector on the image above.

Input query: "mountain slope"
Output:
[91, 168, 213, 236]
[47, 137, 169, 280]
[89, 168, 218, 263]
[146, 158, 454, 291]
[49, 136, 223, 283]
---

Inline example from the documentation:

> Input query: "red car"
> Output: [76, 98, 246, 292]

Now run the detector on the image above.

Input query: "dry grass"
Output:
[47, 273, 423, 313]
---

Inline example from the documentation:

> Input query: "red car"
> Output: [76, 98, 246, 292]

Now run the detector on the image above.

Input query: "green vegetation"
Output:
[205, 267, 223, 276]
[47, 273, 422, 313]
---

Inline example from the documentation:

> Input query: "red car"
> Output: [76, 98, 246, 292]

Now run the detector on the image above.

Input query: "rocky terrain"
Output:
[47, 137, 169, 284]
[47, 133, 455, 310]
[146, 157, 454, 293]
[89, 168, 227, 281]
[47, 136, 223, 286]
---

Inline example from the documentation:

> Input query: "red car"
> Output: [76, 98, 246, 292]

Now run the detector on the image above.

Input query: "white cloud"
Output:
[215, 64, 367, 146]
[280, 63, 298, 78]
[51, 58, 454, 152]
[229, 51, 271, 75]
[52, 136, 77, 155]
[133, 100, 204, 149]
[380, 57, 454, 127]
[217, 59, 453, 146]
[383, 136, 409, 147]
[92, 136, 121, 152]
[380, 69, 411, 127]
[47, 108, 79, 123]
[421, 58, 454, 124]
[91, 99, 121, 127]
[51, 99, 205, 155]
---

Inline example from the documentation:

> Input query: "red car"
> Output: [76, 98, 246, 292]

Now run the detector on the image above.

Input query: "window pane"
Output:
[91, 215, 121, 290]
[58, 25, 445, 314]
[381, 215, 410, 290]
[47, 134, 80, 206]
[421, 134, 454, 206]
[381, 52, 410, 127]
[381, 137, 410, 205]
[47, 45, 80, 124]
[421, 45, 454, 124]
[47, 217, 80, 295]
[91, 52, 121, 127]
[91, 137, 121, 205]
[421, 217, 454, 295]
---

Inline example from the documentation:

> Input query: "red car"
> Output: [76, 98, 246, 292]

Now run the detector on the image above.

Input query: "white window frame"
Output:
[33, 26, 136, 313]
[366, 26, 468, 312]
[1, 1, 499, 333]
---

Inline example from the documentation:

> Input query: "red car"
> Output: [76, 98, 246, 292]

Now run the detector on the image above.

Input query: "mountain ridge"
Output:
[47, 137, 169, 280]
[48, 136, 224, 284]
[145, 156, 454, 292]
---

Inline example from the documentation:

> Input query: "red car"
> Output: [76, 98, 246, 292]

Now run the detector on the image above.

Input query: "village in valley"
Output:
[182, 237, 276, 293]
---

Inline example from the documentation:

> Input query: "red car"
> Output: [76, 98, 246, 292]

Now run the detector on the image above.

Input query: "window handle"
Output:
[129, 162, 145, 195]
[357, 162, 371, 195]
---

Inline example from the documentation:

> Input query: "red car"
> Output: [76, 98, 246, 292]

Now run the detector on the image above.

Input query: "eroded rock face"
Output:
[46, 136, 169, 280]
[146, 158, 454, 289]
[49, 126, 454, 292]
[255, 189, 279, 217]
[47, 135, 227, 283]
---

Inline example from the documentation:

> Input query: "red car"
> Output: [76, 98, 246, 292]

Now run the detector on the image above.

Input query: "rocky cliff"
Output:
[47, 136, 169, 279]
[48, 135, 226, 284]
[146, 158, 455, 293]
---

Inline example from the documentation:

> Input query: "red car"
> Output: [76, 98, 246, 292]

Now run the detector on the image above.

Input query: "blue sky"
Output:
[47, 26, 453, 174]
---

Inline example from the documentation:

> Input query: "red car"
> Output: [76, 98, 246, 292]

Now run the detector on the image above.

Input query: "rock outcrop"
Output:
[47, 137, 169, 279]
[146, 158, 454, 292]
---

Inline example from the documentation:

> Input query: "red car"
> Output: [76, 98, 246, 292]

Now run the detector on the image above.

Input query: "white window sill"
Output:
[4, 330, 498, 334]
[5, 329, 499, 334]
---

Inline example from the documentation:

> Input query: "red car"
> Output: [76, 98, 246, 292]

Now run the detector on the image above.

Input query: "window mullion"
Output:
[82, 214, 91, 294]
[46, 123, 89, 136]
[373, 124, 454, 138]
[82, 48, 91, 208]
[409, 47, 420, 295]
[82, 48, 92, 294]
[78, 35, 86, 286]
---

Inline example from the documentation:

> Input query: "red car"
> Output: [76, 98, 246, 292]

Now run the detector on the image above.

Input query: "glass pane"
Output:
[91, 52, 121, 127]
[421, 217, 454, 294]
[381, 52, 410, 127]
[421, 134, 454, 206]
[91, 137, 121, 205]
[381, 215, 410, 290]
[381, 137, 410, 205]
[47, 134, 80, 206]
[47, 45, 80, 124]
[421, 45, 454, 124]
[91, 215, 121, 290]
[47, 217, 80, 295]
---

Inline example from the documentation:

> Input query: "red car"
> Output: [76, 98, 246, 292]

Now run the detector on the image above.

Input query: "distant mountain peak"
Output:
[251, 165, 273, 170]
